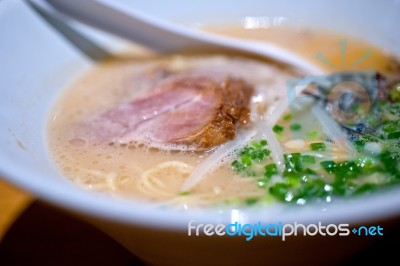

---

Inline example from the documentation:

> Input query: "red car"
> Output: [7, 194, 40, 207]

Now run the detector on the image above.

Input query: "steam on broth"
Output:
[47, 26, 400, 208]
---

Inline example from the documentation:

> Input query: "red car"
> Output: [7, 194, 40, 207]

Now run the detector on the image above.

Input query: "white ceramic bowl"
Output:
[1, 1, 400, 265]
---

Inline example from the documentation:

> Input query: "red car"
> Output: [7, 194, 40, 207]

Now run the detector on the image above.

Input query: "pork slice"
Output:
[78, 73, 254, 150]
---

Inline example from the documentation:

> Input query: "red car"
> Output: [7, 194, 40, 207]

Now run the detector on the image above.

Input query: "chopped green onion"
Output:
[283, 113, 292, 120]
[382, 122, 398, 133]
[307, 130, 319, 139]
[239, 140, 270, 161]
[320, 160, 337, 174]
[231, 160, 246, 172]
[273, 124, 284, 133]
[353, 183, 378, 195]
[230, 96, 400, 206]
[380, 151, 399, 174]
[245, 198, 259, 205]
[387, 131, 400, 139]
[284, 153, 302, 173]
[240, 155, 252, 166]
[290, 123, 302, 131]
[232, 140, 271, 177]
[264, 163, 278, 178]
[269, 183, 291, 202]
[301, 155, 316, 164]
[310, 142, 326, 151]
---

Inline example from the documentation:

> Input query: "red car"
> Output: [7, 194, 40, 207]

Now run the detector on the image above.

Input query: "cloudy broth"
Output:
[47, 26, 399, 207]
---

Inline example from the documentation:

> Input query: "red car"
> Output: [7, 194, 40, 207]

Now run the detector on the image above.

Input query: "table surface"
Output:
[0, 179, 145, 265]
[0, 179, 32, 240]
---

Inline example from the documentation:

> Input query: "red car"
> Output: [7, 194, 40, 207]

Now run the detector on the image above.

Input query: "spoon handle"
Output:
[39, 0, 323, 74]
[41, 0, 217, 52]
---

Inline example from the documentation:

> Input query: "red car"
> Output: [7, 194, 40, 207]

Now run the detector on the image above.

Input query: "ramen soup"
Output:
[47, 26, 400, 208]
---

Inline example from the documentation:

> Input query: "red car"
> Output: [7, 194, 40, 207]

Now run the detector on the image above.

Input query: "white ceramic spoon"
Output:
[33, 0, 323, 74]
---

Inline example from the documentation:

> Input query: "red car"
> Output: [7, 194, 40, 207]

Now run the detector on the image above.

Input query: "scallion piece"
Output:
[290, 123, 302, 131]
[310, 142, 326, 151]
[283, 113, 292, 120]
[307, 130, 319, 139]
[387, 131, 400, 139]
[273, 124, 284, 133]
[264, 163, 278, 178]
[301, 155, 316, 164]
